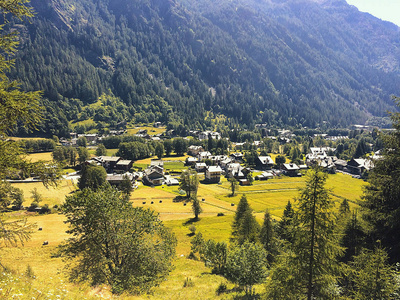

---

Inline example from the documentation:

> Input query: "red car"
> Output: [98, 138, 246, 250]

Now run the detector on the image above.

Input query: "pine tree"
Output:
[236, 209, 260, 245]
[361, 97, 400, 262]
[266, 169, 343, 299]
[231, 194, 250, 240]
[0, 0, 57, 262]
[277, 200, 295, 242]
[348, 246, 398, 299]
[260, 209, 278, 263]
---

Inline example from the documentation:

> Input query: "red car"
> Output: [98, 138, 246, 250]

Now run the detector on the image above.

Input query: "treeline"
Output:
[17, 138, 56, 153]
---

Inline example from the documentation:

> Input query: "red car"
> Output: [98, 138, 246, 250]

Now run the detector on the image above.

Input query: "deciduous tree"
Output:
[59, 185, 176, 294]
[78, 164, 107, 191]
[228, 177, 238, 196]
[225, 241, 268, 295]
[179, 169, 199, 199]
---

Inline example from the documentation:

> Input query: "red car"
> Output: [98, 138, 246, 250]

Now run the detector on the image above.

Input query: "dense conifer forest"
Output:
[5, 0, 400, 136]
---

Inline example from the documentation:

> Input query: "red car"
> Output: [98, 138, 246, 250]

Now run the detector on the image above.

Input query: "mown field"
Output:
[3, 158, 367, 299]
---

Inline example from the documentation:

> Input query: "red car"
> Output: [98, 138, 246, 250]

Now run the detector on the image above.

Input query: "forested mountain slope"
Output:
[7, 0, 400, 136]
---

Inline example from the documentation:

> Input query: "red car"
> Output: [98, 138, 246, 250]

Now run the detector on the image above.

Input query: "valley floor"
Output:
[1, 171, 365, 299]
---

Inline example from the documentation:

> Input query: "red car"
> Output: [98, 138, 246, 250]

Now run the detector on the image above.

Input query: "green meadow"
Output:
[3, 162, 367, 299]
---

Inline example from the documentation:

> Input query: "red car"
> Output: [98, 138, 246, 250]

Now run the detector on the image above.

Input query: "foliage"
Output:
[78, 164, 107, 191]
[275, 155, 286, 167]
[260, 209, 278, 263]
[179, 169, 199, 199]
[18, 139, 56, 153]
[155, 142, 164, 159]
[30, 187, 42, 206]
[347, 246, 399, 299]
[361, 97, 400, 262]
[163, 139, 173, 156]
[6, 0, 400, 134]
[77, 136, 87, 148]
[191, 197, 202, 220]
[116, 141, 152, 161]
[225, 241, 268, 295]
[173, 138, 188, 156]
[341, 211, 366, 263]
[235, 209, 260, 245]
[266, 169, 343, 299]
[118, 174, 133, 197]
[52, 146, 77, 166]
[0, 217, 35, 249]
[0, 181, 23, 209]
[59, 185, 177, 294]
[199, 239, 228, 275]
[276, 200, 295, 242]
[231, 194, 250, 240]
[95, 144, 107, 156]
[228, 177, 238, 197]
[77, 147, 89, 164]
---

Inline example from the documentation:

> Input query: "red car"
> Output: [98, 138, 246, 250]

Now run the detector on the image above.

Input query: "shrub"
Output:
[216, 282, 227, 295]
[187, 251, 198, 260]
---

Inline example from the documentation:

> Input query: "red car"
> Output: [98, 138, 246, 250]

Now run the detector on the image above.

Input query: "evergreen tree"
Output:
[339, 198, 351, 216]
[266, 169, 343, 299]
[0, 0, 57, 258]
[361, 97, 400, 262]
[236, 209, 260, 245]
[341, 211, 366, 263]
[277, 200, 295, 242]
[348, 246, 398, 299]
[231, 194, 251, 240]
[260, 209, 278, 263]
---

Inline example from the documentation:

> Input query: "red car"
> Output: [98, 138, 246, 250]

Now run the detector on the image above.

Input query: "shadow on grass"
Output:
[183, 217, 200, 225]
[173, 195, 187, 202]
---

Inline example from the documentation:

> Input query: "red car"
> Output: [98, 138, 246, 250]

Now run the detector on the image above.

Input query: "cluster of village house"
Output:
[61, 123, 380, 188]
[83, 144, 377, 189]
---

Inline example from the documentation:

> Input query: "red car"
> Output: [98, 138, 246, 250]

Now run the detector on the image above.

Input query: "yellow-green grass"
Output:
[269, 153, 289, 163]
[134, 154, 190, 165]
[126, 126, 166, 136]
[131, 185, 232, 221]
[70, 118, 96, 128]
[0, 213, 69, 280]
[9, 137, 48, 141]
[106, 148, 119, 156]
[326, 173, 367, 203]
[27, 152, 53, 162]
[164, 161, 185, 172]
[133, 155, 189, 171]
[0, 171, 367, 299]
[11, 180, 76, 207]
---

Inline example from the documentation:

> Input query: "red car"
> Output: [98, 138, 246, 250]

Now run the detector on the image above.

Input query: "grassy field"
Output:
[1, 171, 367, 299]
[11, 180, 77, 207]
[27, 152, 54, 162]
[127, 126, 166, 136]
